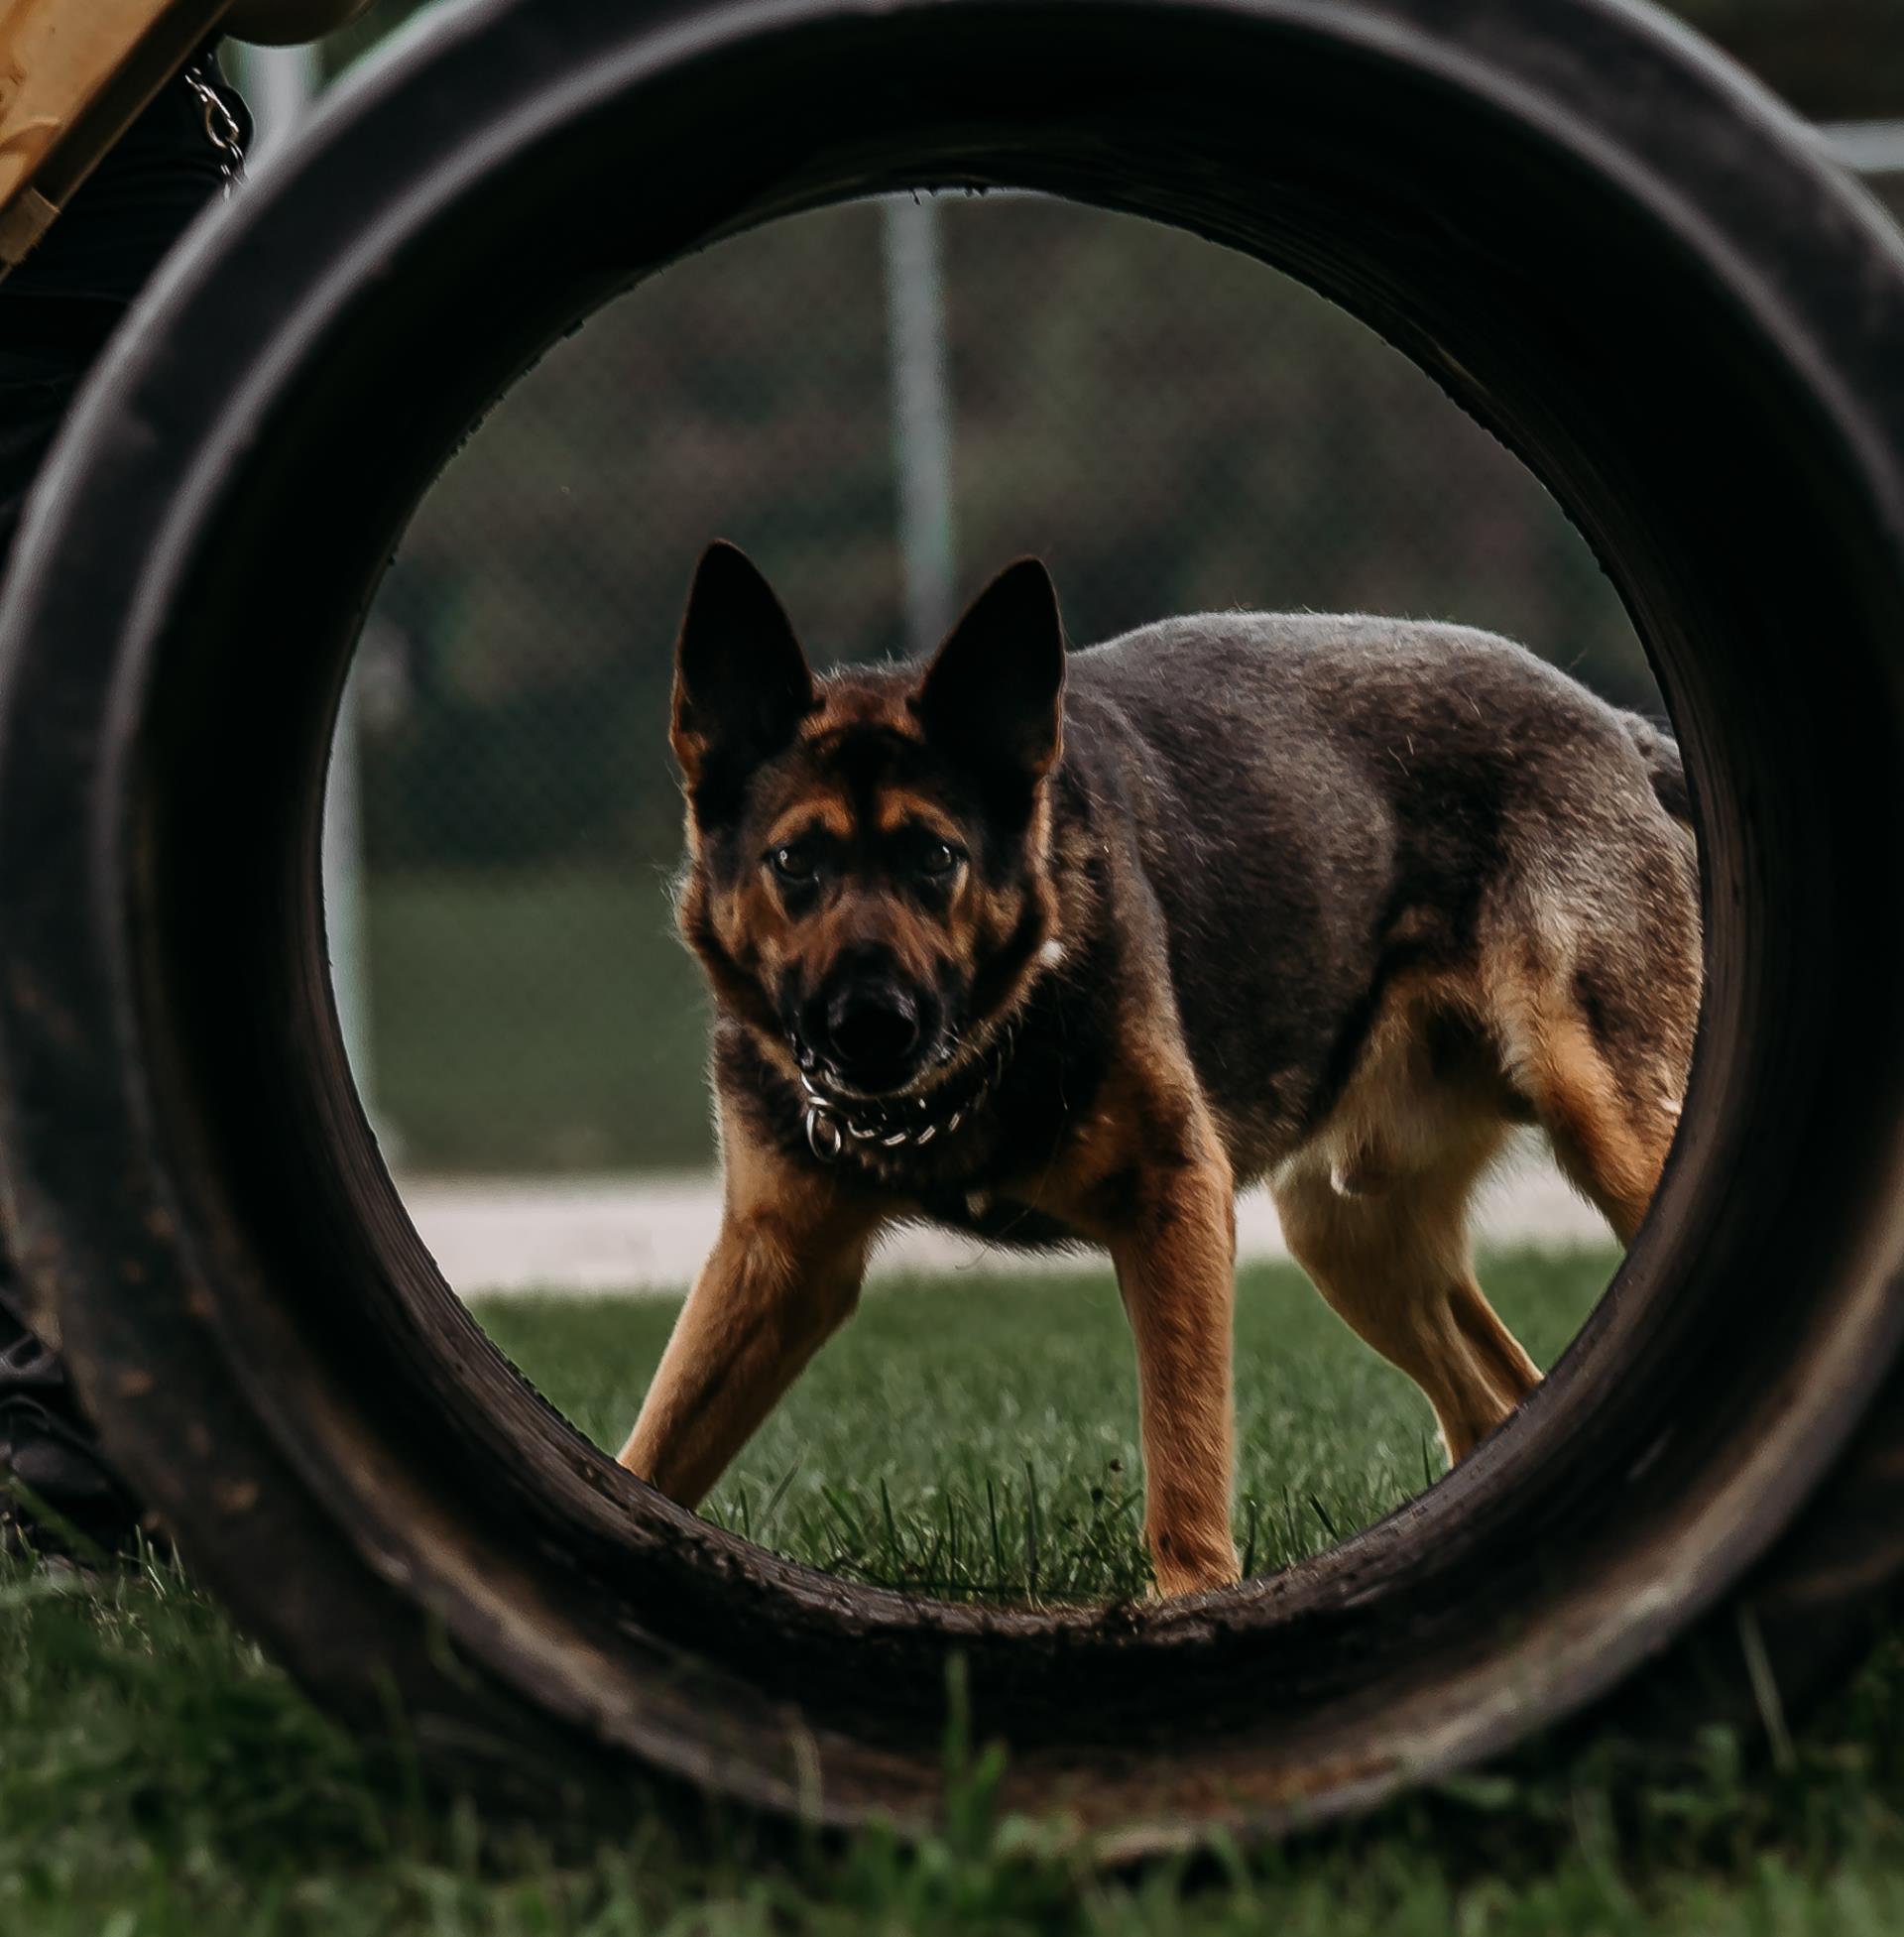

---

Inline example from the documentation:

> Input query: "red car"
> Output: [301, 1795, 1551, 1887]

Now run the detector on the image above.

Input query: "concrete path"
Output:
[400, 1136, 1608, 1295]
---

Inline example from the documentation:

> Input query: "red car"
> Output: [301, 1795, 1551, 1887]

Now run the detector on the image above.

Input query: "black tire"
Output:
[3, 0, 1904, 1853]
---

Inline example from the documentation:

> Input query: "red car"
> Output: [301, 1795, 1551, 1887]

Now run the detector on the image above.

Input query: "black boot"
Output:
[0, 1273, 144, 1559]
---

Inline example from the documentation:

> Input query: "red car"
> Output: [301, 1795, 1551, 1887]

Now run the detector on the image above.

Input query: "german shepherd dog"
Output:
[619, 542, 1701, 1597]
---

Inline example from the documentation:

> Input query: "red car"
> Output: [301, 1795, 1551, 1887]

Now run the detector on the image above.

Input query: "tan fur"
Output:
[872, 788, 962, 837]
[765, 795, 854, 848]
[1267, 934, 1683, 1462]
[620, 1103, 880, 1506]
[1501, 1002, 1673, 1245]
[1027, 1022, 1244, 1594]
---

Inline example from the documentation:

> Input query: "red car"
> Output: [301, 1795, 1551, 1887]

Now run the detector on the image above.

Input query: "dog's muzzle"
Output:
[824, 978, 920, 1077]
[794, 958, 942, 1099]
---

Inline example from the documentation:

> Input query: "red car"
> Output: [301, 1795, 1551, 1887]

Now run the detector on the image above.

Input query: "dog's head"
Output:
[669, 542, 1066, 1100]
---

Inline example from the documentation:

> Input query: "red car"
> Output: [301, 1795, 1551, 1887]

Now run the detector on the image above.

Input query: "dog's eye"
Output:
[917, 840, 961, 880]
[770, 845, 816, 883]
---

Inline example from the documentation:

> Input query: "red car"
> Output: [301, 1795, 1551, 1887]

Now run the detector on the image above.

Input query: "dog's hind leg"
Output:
[1273, 1129, 1541, 1464]
[1484, 813, 1698, 1247]
[1514, 1008, 1678, 1246]
[619, 1133, 878, 1509]
[1489, 952, 1691, 1248]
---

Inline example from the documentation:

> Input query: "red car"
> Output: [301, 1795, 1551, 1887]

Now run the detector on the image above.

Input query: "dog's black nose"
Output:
[823, 981, 920, 1075]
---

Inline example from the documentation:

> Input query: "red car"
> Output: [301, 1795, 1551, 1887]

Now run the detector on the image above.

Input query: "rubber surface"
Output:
[2, 0, 1904, 1853]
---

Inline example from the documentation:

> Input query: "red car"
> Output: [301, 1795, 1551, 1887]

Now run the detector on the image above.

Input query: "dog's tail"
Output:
[1622, 713, 1693, 826]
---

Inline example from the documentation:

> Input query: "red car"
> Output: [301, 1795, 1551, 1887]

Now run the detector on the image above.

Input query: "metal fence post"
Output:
[882, 193, 956, 655]
[231, 39, 320, 165]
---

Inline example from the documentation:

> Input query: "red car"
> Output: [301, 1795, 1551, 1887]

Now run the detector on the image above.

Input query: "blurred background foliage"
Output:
[362, 198, 1650, 875]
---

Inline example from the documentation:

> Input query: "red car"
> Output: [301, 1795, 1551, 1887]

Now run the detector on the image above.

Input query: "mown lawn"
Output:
[365, 871, 715, 1174]
[9, 1246, 1904, 1933]
[480, 1248, 1607, 1599]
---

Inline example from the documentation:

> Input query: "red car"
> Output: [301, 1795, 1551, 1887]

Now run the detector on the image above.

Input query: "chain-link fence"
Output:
[341, 191, 1646, 1178]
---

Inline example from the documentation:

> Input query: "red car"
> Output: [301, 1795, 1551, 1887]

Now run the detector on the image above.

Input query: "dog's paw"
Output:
[1149, 1534, 1243, 1600]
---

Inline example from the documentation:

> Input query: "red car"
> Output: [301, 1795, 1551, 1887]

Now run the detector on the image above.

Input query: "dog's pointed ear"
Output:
[912, 558, 1065, 792]
[671, 542, 815, 801]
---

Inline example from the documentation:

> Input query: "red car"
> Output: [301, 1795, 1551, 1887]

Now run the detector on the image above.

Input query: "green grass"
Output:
[9, 1246, 1904, 1933]
[366, 871, 714, 1172]
[478, 1249, 1608, 1601]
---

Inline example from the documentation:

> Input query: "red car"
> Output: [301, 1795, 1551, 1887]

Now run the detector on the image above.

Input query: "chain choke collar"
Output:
[798, 1019, 1019, 1165]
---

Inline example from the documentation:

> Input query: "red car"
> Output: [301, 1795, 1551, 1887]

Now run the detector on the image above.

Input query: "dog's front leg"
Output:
[1104, 1156, 1242, 1599]
[619, 1172, 874, 1510]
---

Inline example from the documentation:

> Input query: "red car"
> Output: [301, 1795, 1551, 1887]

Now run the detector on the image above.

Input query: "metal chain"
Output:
[183, 70, 247, 197]
[801, 1019, 1019, 1165]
